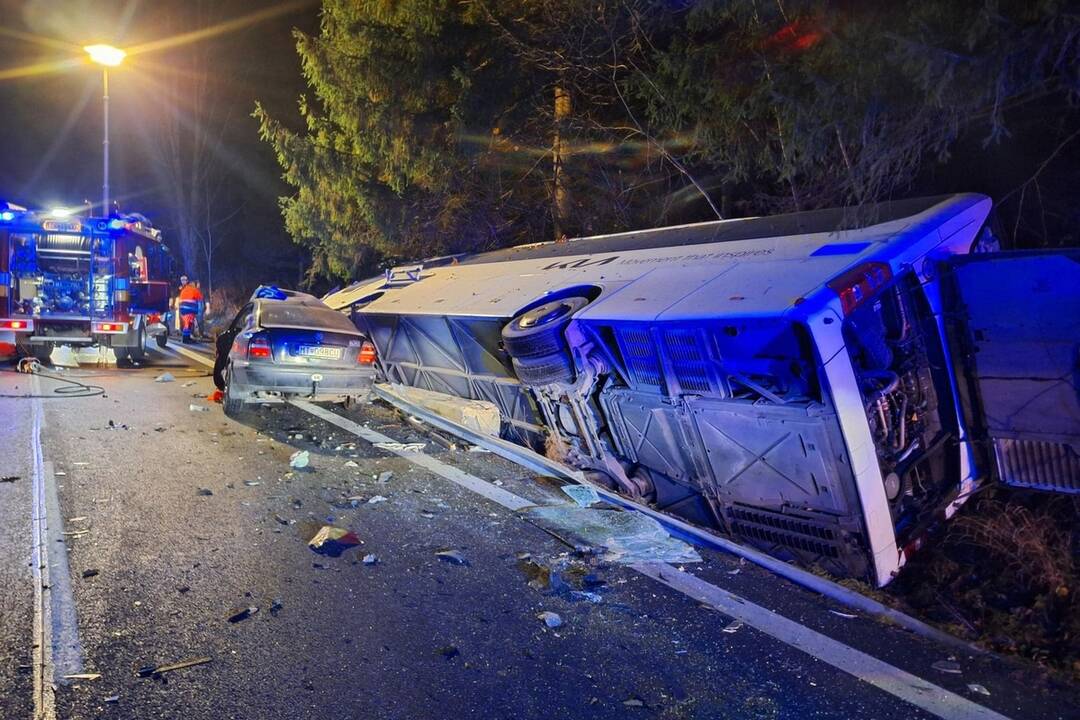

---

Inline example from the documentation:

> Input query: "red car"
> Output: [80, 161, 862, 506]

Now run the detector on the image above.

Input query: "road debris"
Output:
[829, 610, 858, 619]
[537, 610, 563, 628]
[0, 476, 18, 483]
[560, 484, 601, 508]
[136, 655, 212, 678]
[274, 514, 293, 526]
[373, 441, 426, 452]
[435, 549, 469, 566]
[54, 470, 66, 477]
[63, 673, 101, 681]
[289, 450, 310, 469]
[243, 480, 261, 487]
[270, 598, 284, 616]
[367, 495, 388, 505]
[104, 695, 120, 703]
[81, 568, 100, 579]
[377, 471, 394, 483]
[308, 525, 362, 557]
[189, 404, 210, 412]
[227, 606, 260, 623]
[154, 373, 175, 383]
[932, 659, 963, 675]
[967, 683, 991, 696]
[363, 553, 378, 565]
[438, 645, 460, 661]
[182, 380, 197, 387]
[344, 460, 359, 468]
[525, 506, 701, 564]
[623, 698, 646, 708]
[196, 488, 213, 496]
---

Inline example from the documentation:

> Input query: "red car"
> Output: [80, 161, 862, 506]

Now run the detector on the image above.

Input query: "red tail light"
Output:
[248, 335, 272, 359]
[147, 313, 162, 324]
[358, 340, 377, 365]
[827, 262, 892, 316]
[93, 322, 127, 334]
[0, 318, 32, 331]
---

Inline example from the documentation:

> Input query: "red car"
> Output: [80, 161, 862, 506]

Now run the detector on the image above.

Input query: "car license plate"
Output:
[298, 345, 341, 359]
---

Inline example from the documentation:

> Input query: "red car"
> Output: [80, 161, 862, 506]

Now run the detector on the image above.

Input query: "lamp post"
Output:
[84, 44, 126, 217]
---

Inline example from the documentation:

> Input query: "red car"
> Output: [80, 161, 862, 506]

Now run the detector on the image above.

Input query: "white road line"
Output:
[174, 345, 1011, 720]
[156, 342, 214, 368]
[29, 379, 55, 720]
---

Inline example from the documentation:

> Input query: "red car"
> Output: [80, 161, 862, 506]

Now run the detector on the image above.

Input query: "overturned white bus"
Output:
[326, 194, 1080, 586]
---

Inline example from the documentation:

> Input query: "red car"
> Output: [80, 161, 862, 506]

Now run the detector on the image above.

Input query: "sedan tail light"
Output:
[248, 334, 272, 359]
[357, 340, 377, 365]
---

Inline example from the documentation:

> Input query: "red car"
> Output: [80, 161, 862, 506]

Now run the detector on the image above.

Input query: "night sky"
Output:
[0, 0, 318, 290]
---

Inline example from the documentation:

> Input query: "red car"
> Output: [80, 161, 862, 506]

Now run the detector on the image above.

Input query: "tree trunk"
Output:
[552, 84, 571, 240]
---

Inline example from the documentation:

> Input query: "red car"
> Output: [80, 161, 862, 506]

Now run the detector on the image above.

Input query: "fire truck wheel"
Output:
[501, 296, 589, 359]
[127, 325, 147, 363]
[511, 353, 574, 386]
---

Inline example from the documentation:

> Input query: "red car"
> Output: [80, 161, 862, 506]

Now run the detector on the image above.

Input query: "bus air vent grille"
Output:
[620, 328, 662, 387]
[727, 505, 840, 558]
[662, 329, 710, 393]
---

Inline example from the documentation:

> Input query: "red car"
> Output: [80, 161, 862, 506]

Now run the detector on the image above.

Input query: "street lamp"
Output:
[84, 44, 126, 217]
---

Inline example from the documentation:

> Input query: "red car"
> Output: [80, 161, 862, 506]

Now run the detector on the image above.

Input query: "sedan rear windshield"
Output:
[258, 302, 363, 335]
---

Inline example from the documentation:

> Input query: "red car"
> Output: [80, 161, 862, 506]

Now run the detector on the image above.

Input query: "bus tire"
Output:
[511, 353, 574, 386]
[501, 296, 589, 359]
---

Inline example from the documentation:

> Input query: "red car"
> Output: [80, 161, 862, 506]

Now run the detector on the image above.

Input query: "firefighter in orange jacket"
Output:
[177, 278, 204, 344]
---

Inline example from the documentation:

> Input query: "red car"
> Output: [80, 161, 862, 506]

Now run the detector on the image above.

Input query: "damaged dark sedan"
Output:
[213, 286, 377, 416]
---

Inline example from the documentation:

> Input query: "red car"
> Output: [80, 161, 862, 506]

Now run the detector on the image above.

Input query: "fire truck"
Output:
[0, 206, 174, 362]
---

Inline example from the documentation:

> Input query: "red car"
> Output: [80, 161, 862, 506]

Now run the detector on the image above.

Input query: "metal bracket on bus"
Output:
[383, 264, 425, 287]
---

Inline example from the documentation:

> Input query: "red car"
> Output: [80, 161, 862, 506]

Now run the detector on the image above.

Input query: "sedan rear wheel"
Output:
[222, 364, 247, 418]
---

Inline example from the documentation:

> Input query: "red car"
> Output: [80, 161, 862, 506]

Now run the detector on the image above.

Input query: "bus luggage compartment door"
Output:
[943, 250, 1080, 493]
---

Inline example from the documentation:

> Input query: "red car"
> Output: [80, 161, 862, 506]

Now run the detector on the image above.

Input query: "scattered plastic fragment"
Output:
[82, 569, 99, 579]
[525, 506, 702, 564]
[570, 590, 603, 604]
[467, 445, 491, 453]
[154, 373, 175, 383]
[435, 549, 469, 566]
[363, 554, 378, 565]
[373, 441, 426, 452]
[136, 656, 212, 678]
[623, 698, 646, 708]
[63, 673, 101, 681]
[270, 598, 283, 616]
[273, 514, 293, 526]
[367, 495, 388, 505]
[55, 470, 67, 477]
[967, 684, 990, 696]
[196, 488, 213, 496]
[289, 450, 310, 469]
[377, 471, 394, 483]
[561, 484, 601, 508]
[227, 606, 259, 623]
[0, 476, 18, 483]
[189, 404, 209, 412]
[932, 660, 962, 675]
[182, 381, 196, 387]
[721, 619, 744, 634]
[829, 610, 858, 619]
[726, 568, 741, 575]
[243, 480, 261, 487]
[308, 526, 362, 557]
[104, 695, 120, 703]
[209, 389, 223, 404]
[344, 460, 359, 468]
[537, 611, 563, 628]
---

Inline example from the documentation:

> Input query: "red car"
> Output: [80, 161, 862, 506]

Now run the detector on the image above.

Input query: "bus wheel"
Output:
[511, 353, 574, 386]
[501, 296, 589, 359]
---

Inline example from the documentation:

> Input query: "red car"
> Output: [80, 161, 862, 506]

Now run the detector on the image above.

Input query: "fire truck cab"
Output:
[0, 206, 174, 362]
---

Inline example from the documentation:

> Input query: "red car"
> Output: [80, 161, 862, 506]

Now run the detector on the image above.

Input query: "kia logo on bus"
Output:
[542, 256, 619, 271]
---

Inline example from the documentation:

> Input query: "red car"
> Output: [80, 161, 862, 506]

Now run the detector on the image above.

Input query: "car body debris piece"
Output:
[373, 441, 426, 452]
[363, 554, 378, 565]
[525, 506, 701, 564]
[722, 619, 744, 634]
[344, 460, 359, 468]
[367, 495, 387, 505]
[308, 525, 362, 557]
[829, 610, 858, 619]
[435, 549, 469, 566]
[377, 471, 393, 483]
[104, 695, 120, 703]
[270, 598, 284, 616]
[189, 404, 209, 412]
[383, 383, 500, 436]
[0, 476, 18, 483]
[63, 673, 101, 681]
[537, 611, 563, 628]
[289, 450, 310, 469]
[136, 656, 212, 678]
[228, 606, 260, 623]
[967, 684, 991, 696]
[932, 659, 963, 675]
[154, 373, 175, 383]
[81, 568, 99, 579]
[560, 484, 601, 508]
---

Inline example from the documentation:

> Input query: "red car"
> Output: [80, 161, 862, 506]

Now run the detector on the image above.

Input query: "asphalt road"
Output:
[0, 344, 1077, 720]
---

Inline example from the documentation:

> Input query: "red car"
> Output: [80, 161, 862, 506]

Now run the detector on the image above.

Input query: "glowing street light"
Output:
[84, 44, 126, 217]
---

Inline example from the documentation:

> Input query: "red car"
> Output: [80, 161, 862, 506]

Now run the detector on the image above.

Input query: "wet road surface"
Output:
[0, 344, 1077, 720]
